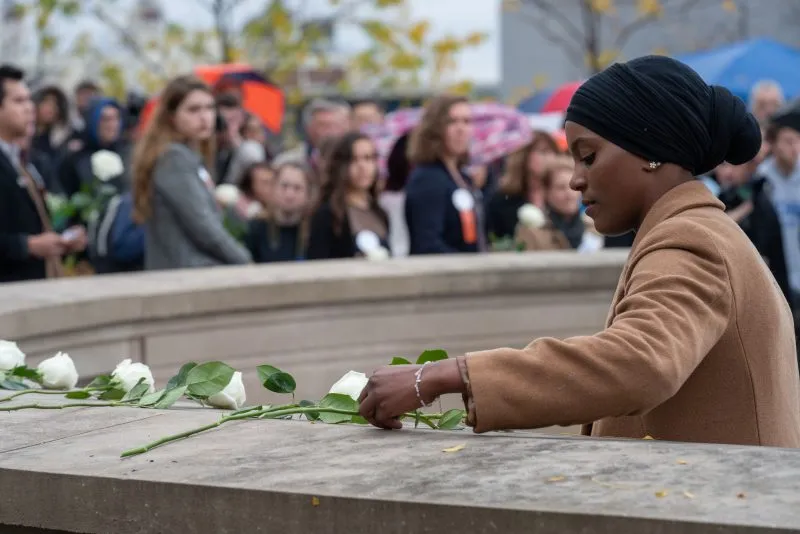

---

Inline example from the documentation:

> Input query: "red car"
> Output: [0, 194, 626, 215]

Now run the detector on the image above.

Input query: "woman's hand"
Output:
[358, 359, 465, 430]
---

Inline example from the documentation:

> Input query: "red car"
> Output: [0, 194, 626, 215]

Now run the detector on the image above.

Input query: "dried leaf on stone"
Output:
[683, 491, 695, 499]
[311, 496, 320, 506]
[655, 490, 669, 498]
[442, 444, 466, 453]
[643, 435, 655, 440]
[737, 492, 746, 499]
[547, 476, 565, 482]
[676, 459, 688, 465]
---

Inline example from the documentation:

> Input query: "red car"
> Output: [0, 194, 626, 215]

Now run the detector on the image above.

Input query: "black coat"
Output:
[0, 150, 47, 283]
[307, 201, 389, 260]
[486, 192, 525, 240]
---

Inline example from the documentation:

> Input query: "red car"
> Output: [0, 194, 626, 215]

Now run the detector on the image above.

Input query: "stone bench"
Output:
[1, 394, 798, 533]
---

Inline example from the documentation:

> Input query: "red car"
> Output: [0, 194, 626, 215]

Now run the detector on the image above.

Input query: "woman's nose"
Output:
[569, 171, 586, 192]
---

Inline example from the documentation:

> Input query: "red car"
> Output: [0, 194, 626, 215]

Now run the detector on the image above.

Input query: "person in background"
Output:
[273, 98, 350, 171]
[351, 99, 384, 131]
[32, 85, 74, 163]
[59, 97, 129, 197]
[245, 163, 311, 263]
[486, 131, 560, 240]
[215, 93, 246, 183]
[224, 113, 268, 185]
[0, 65, 83, 282]
[131, 75, 251, 270]
[71, 80, 101, 131]
[307, 132, 389, 260]
[238, 161, 275, 217]
[749, 80, 785, 126]
[758, 115, 800, 301]
[378, 133, 411, 257]
[715, 161, 790, 302]
[516, 157, 603, 252]
[404, 94, 484, 254]
[358, 55, 800, 448]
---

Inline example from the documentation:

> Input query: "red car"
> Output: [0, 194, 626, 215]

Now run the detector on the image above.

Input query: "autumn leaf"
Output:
[676, 459, 688, 465]
[683, 491, 695, 499]
[637, 0, 663, 17]
[464, 31, 487, 47]
[442, 444, 466, 453]
[655, 489, 669, 498]
[547, 476, 566, 482]
[376, 0, 404, 6]
[311, 496, 320, 506]
[643, 435, 655, 440]
[408, 21, 430, 46]
[722, 0, 737, 12]
[362, 20, 395, 46]
[589, 0, 614, 14]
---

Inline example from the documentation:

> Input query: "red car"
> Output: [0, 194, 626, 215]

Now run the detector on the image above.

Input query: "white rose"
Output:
[365, 247, 390, 261]
[215, 184, 241, 207]
[45, 193, 67, 214]
[0, 340, 25, 372]
[37, 351, 79, 390]
[90, 150, 125, 182]
[328, 371, 369, 401]
[517, 203, 546, 229]
[246, 201, 264, 219]
[207, 371, 246, 410]
[111, 359, 155, 393]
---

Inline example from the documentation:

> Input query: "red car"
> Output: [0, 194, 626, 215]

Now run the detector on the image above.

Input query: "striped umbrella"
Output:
[517, 81, 583, 113]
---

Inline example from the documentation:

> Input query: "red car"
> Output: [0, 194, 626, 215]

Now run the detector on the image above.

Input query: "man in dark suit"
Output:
[0, 65, 84, 283]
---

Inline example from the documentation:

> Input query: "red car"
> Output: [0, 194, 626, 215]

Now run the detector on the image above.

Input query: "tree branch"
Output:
[521, 0, 585, 40]
[91, 6, 168, 77]
[514, 8, 585, 68]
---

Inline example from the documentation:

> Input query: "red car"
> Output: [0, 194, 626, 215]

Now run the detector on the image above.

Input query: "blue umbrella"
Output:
[517, 89, 554, 113]
[676, 38, 800, 102]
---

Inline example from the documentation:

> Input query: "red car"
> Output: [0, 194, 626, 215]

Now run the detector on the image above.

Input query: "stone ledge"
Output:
[0, 398, 797, 533]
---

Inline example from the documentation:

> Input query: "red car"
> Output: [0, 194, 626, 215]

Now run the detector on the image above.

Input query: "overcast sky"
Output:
[157, 0, 500, 83]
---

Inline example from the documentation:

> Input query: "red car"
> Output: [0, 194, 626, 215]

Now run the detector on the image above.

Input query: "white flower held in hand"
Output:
[207, 371, 246, 410]
[517, 203, 546, 229]
[328, 371, 369, 401]
[0, 340, 25, 371]
[37, 352, 79, 390]
[215, 184, 241, 207]
[111, 359, 155, 393]
[246, 201, 263, 219]
[365, 246, 390, 261]
[90, 150, 125, 182]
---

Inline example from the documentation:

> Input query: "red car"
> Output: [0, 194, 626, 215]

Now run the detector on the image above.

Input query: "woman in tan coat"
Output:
[515, 157, 603, 253]
[358, 56, 800, 447]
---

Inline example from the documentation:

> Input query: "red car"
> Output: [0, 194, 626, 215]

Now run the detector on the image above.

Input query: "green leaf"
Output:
[416, 349, 448, 365]
[390, 357, 411, 365]
[0, 379, 28, 390]
[138, 389, 166, 407]
[318, 393, 358, 424]
[185, 361, 235, 398]
[351, 415, 369, 425]
[10, 366, 40, 380]
[65, 390, 92, 399]
[256, 364, 296, 394]
[153, 385, 187, 409]
[87, 375, 112, 389]
[298, 399, 320, 421]
[121, 378, 150, 402]
[437, 409, 465, 430]
[70, 192, 92, 210]
[166, 362, 197, 390]
[99, 388, 125, 400]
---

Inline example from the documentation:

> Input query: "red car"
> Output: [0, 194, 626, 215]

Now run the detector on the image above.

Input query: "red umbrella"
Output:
[540, 81, 583, 113]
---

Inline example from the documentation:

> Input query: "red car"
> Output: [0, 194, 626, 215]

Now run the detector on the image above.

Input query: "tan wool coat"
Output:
[460, 180, 800, 447]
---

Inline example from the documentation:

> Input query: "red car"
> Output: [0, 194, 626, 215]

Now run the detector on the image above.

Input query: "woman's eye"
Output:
[581, 153, 596, 166]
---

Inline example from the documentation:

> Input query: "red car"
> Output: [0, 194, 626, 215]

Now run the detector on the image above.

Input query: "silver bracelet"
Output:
[414, 362, 434, 408]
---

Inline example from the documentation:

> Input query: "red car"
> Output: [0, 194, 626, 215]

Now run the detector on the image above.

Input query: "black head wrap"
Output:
[565, 55, 762, 176]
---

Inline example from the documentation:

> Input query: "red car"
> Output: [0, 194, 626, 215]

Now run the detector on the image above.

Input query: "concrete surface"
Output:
[0, 394, 798, 533]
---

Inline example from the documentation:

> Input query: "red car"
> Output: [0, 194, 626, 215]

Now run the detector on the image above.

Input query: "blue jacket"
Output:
[404, 161, 481, 255]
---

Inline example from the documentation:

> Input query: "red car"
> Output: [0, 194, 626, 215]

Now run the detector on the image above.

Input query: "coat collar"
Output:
[631, 180, 725, 251]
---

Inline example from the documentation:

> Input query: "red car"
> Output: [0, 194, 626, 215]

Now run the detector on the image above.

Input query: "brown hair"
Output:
[540, 156, 575, 190]
[499, 130, 560, 196]
[132, 76, 215, 223]
[321, 132, 386, 236]
[261, 162, 313, 255]
[407, 94, 469, 165]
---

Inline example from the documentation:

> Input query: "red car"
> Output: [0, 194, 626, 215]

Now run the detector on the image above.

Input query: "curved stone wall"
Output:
[0, 251, 627, 404]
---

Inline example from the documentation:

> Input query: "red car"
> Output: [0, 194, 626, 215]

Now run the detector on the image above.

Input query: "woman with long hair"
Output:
[487, 131, 560, 240]
[358, 56, 800, 447]
[132, 75, 251, 270]
[404, 95, 484, 254]
[245, 163, 311, 263]
[515, 156, 603, 252]
[307, 132, 389, 260]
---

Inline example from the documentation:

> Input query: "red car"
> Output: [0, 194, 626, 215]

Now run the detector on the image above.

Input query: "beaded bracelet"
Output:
[414, 362, 434, 408]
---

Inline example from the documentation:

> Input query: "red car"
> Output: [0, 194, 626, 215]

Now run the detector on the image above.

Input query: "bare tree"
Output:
[202, 0, 246, 63]
[514, 0, 706, 74]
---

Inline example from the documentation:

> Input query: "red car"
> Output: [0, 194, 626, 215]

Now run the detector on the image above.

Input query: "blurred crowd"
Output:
[3, 65, 800, 341]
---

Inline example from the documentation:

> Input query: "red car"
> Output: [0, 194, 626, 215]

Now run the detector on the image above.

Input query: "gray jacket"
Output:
[144, 143, 251, 271]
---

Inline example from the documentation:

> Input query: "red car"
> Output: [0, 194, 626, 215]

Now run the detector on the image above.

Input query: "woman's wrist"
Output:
[422, 359, 467, 402]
